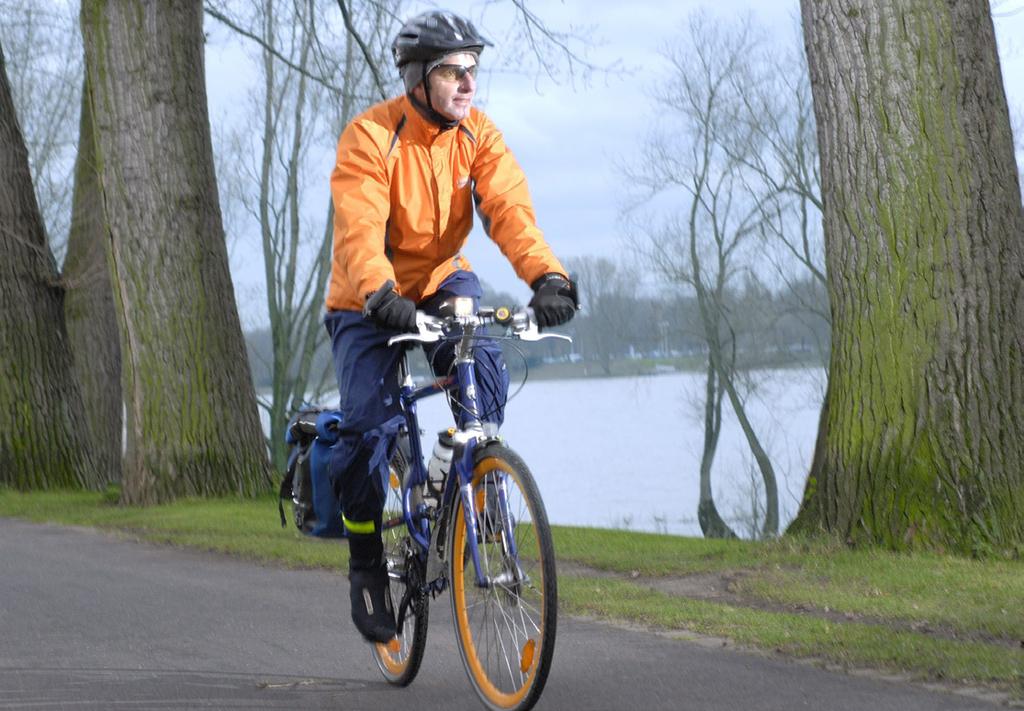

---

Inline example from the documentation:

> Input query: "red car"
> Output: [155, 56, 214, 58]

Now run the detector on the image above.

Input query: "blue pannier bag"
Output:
[278, 407, 347, 538]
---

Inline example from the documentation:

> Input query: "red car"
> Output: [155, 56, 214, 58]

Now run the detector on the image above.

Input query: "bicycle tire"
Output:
[371, 441, 429, 686]
[448, 442, 557, 711]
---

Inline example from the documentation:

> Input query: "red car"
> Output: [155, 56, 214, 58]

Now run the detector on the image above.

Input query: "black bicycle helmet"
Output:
[392, 10, 491, 68]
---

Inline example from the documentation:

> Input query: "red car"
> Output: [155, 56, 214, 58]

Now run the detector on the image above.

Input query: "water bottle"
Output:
[425, 428, 454, 504]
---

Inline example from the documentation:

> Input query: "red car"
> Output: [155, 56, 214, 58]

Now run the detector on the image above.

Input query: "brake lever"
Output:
[520, 328, 572, 344]
[387, 312, 444, 345]
[515, 308, 573, 343]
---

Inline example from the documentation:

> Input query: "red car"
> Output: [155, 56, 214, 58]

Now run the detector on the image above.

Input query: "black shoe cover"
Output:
[349, 564, 396, 643]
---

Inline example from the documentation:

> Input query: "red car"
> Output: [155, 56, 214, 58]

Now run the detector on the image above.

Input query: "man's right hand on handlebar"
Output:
[364, 280, 418, 333]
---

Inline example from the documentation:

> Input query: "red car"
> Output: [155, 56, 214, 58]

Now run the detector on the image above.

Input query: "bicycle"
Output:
[370, 296, 568, 711]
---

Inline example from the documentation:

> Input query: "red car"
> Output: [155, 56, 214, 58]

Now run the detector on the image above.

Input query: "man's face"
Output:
[422, 52, 478, 121]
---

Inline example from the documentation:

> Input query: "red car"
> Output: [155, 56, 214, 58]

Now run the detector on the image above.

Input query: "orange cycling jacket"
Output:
[325, 94, 567, 312]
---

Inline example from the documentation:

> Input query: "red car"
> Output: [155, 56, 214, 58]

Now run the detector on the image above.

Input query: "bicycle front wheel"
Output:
[448, 443, 557, 711]
[372, 442, 428, 686]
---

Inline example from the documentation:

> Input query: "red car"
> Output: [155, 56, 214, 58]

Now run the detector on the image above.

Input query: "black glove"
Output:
[528, 273, 578, 329]
[363, 280, 417, 332]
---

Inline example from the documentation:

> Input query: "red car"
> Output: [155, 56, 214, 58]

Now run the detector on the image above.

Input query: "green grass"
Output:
[2, 489, 1022, 695]
[560, 576, 1024, 688]
[734, 549, 1024, 642]
[553, 524, 786, 574]
[0, 488, 348, 568]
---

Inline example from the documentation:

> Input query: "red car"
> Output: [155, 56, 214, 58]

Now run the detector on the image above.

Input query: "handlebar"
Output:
[387, 304, 572, 347]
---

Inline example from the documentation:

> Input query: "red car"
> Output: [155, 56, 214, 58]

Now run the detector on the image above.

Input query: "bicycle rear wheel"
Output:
[448, 443, 557, 711]
[371, 442, 428, 686]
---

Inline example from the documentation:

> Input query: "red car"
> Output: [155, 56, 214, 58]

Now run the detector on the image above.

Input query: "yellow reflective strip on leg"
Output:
[342, 515, 376, 534]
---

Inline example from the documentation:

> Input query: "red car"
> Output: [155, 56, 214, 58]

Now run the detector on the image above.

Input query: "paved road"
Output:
[0, 518, 1002, 710]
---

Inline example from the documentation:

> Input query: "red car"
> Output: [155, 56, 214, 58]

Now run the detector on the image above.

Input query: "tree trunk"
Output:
[791, 0, 1024, 552]
[63, 73, 121, 487]
[0, 41, 95, 489]
[717, 368, 780, 537]
[696, 362, 737, 539]
[80, 0, 271, 504]
[689, 189, 780, 537]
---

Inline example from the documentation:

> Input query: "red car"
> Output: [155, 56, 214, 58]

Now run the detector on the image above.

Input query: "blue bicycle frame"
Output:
[391, 330, 516, 591]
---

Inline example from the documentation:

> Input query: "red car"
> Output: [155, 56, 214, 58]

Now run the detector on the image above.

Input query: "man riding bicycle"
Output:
[324, 10, 577, 644]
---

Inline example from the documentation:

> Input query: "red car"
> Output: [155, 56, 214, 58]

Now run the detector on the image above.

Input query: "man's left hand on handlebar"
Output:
[364, 280, 418, 333]
[529, 273, 579, 329]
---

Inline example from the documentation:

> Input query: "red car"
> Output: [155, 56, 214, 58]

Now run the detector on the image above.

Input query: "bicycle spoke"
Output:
[492, 608, 518, 688]
[505, 600, 535, 652]
[490, 580, 543, 620]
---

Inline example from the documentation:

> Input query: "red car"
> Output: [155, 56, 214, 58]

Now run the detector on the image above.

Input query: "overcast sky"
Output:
[206, 1, 1024, 327]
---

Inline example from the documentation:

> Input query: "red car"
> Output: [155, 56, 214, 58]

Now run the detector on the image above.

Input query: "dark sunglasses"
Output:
[432, 63, 478, 82]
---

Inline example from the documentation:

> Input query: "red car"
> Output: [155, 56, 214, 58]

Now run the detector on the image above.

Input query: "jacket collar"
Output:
[402, 94, 459, 142]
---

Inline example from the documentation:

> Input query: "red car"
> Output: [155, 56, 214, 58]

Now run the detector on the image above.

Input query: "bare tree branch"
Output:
[0, 1, 80, 260]
[204, 4, 347, 94]
[506, 0, 607, 84]
[335, 0, 388, 101]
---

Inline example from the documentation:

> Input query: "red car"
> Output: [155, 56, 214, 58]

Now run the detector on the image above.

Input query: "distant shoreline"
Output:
[506, 355, 827, 381]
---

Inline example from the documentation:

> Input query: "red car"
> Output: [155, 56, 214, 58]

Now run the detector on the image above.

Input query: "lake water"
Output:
[275, 368, 826, 538]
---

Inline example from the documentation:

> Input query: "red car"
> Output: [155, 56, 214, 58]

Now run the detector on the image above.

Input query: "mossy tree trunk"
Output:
[80, 0, 271, 504]
[791, 0, 1024, 552]
[0, 41, 95, 489]
[63, 73, 121, 487]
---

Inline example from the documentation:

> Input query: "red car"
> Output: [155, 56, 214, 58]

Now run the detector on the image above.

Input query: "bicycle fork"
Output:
[423, 326, 526, 592]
